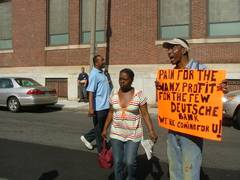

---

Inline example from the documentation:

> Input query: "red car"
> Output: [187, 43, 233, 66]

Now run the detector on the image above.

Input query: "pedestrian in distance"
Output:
[80, 55, 111, 153]
[78, 67, 88, 102]
[102, 68, 158, 180]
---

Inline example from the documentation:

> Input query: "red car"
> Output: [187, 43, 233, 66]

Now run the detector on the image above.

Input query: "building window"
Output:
[208, 0, 240, 37]
[158, 0, 190, 39]
[0, 0, 12, 50]
[48, 0, 69, 46]
[80, 0, 105, 44]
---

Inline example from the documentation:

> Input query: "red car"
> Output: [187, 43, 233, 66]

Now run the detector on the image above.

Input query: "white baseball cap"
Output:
[163, 38, 190, 52]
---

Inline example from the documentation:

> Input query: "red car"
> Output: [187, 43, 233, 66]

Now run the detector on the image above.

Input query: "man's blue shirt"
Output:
[185, 59, 207, 70]
[86, 67, 110, 111]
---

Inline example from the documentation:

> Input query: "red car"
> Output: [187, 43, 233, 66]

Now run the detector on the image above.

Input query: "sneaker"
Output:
[80, 136, 93, 150]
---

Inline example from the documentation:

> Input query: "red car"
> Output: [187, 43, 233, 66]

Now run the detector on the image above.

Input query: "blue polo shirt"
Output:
[86, 67, 110, 111]
[185, 59, 207, 70]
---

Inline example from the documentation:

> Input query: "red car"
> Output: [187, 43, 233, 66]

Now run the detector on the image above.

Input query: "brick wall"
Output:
[191, 0, 207, 38]
[11, 0, 46, 67]
[107, 0, 158, 65]
[0, 0, 239, 67]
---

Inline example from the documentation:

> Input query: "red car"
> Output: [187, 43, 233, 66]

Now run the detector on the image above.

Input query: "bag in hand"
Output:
[98, 139, 113, 169]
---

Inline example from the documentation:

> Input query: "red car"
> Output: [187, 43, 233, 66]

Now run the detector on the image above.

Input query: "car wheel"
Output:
[233, 108, 240, 129]
[7, 97, 21, 112]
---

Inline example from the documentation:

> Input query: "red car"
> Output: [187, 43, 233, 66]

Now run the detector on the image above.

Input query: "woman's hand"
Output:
[101, 108, 113, 139]
[101, 129, 107, 139]
[148, 130, 158, 143]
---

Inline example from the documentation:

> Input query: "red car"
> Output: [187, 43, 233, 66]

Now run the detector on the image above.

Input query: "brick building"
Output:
[0, 0, 240, 103]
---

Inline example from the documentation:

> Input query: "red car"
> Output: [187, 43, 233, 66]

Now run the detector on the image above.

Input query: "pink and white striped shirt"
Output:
[109, 89, 147, 142]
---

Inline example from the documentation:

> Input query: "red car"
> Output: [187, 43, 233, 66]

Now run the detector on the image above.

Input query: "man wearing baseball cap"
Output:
[162, 37, 206, 70]
[162, 37, 206, 180]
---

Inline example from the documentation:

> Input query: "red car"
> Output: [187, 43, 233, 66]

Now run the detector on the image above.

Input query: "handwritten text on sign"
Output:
[156, 69, 226, 141]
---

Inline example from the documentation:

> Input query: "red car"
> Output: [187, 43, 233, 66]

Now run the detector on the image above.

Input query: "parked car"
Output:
[0, 77, 58, 112]
[222, 90, 240, 128]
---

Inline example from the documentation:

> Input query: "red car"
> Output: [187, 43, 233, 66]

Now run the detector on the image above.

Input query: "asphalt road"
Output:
[0, 106, 239, 180]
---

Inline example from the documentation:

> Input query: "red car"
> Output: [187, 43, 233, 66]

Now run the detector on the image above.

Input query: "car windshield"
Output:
[15, 78, 42, 87]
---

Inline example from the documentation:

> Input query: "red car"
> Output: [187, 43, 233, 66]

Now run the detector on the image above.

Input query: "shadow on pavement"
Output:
[137, 155, 164, 180]
[0, 106, 10, 112]
[0, 105, 63, 113]
[222, 117, 240, 130]
[0, 138, 240, 180]
[200, 167, 210, 180]
[22, 106, 63, 113]
[38, 170, 59, 180]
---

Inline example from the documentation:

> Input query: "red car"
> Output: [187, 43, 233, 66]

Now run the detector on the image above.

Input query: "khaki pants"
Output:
[78, 83, 88, 100]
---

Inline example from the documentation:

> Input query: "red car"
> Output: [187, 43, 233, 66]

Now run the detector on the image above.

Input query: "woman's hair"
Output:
[120, 68, 134, 81]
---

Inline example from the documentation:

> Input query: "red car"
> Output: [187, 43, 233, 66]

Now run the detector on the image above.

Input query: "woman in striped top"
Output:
[102, 68, 158, 180]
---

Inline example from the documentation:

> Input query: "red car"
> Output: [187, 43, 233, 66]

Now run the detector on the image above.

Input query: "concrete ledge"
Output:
[45, 43, 107, 51]
[155, 38, 240, 45]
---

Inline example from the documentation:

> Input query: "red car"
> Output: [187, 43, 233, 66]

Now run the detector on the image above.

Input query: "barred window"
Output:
[227, 79, 240, 91]
[80, 0, 105, 44]
[158, 0, 190, 39]
[48, 0, 69, 46]
[0, 0, 12, 49]
[208, 0, 240, 37]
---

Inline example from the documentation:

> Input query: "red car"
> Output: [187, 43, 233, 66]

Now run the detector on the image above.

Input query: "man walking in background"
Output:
[80, 55, 111, 153]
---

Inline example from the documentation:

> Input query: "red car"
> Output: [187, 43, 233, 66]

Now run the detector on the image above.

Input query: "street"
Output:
[0, 106, 239, 180]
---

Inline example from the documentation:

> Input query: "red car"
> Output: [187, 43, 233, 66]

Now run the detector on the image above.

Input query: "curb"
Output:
[53, 100, 158, 114]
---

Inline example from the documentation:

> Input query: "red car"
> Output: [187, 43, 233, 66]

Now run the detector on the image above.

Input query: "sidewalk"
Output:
[55, 99, 158, 114]
[54, 99, 89, 111]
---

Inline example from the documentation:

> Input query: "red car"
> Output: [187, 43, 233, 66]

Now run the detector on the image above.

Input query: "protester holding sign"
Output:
[160, 38, 207, 180]
[157, 38, 228, 180]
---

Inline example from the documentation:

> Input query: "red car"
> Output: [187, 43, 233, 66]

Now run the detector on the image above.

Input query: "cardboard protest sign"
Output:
[156, 69, 226, 141]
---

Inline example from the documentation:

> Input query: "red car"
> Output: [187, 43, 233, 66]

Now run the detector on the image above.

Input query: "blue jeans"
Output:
[111, 139, 140, 180]
[84, 109, 109, 152]
[167, 133, 202, 180]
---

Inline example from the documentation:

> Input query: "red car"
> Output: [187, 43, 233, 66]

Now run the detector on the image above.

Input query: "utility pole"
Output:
[89, 0, 97, 69]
